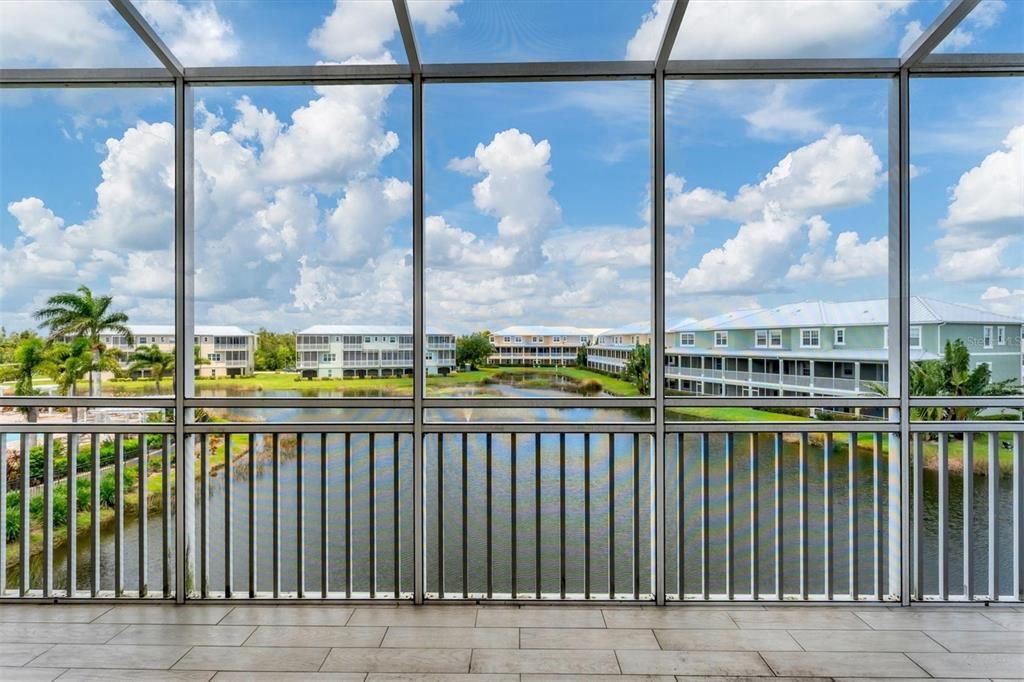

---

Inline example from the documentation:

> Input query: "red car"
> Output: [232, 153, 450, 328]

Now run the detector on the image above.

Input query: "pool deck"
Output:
[0, 603, 1021, 680]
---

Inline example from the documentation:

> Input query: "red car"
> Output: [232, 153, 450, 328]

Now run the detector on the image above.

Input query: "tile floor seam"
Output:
[851, 610, 876, 630]
[898, 651, 932, 678]
[613, 647, 623, 674]
[169, 644, 198, 671]
[757, 649, 780, 676]
[86, 606, 113, 624]
[51, 669, 72, 680]
[215, 607, 237, 625]
[101, 623, 130, 643]
[18, 642, 56, 668]
[238, 624, 259, 646]
[921, 629, 953, 653]
[785, 628, 808, 652]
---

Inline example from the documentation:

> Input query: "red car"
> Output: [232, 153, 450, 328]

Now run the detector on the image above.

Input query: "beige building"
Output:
[488, 326, 603, 367]
[100, 325, 257, 378]
[586, 322, 651, 374]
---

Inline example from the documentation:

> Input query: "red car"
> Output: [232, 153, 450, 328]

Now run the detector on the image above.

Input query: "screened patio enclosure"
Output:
[0, 0, 1021, 606]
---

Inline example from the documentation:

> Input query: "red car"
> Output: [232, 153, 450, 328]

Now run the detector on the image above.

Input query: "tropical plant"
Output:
[868, 339, 1020, 421]
[456, 332, 494, 370]
[128, 344, 176, 393]
[45, 337, 93, 397]
[34, 285, 133, 396]
[254, 329, 295, 371]
[575, 343, 588, 368]
[624, 343, 651, 395]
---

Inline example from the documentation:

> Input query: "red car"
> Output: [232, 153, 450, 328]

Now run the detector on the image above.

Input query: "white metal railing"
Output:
[2, 421, 1021, 603]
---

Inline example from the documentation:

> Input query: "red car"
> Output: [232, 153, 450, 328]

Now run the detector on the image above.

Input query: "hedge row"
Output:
[5, 434, 165, 489]
[4, 467, 138, 544]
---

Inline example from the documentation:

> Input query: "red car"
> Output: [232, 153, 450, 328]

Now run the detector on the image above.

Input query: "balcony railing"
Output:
[666, 366, 887, 394]
[3, 417, 1019, 603]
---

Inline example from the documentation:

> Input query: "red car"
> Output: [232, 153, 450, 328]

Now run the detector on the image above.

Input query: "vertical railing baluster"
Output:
[700, 432, 710, 600]
[247, 433, 256, 599]
[461, 432, 468, 599]
[0, 431, 6, 597]
[798, 432, 808, 600]
[848, 433, 858, 601]
[873, 432, 883, 601]
[19, 433, 29, 597]
[725, 432, 734, 600]
[224, 434, 233, 598]
[435, 433, 442, 598]
[43, 434, 53, 597]
[321, 433, 329, 599]
[67, 432, 79, 597]
[393, 432, 400, 599]
[272, 432, 280, 598]
[114, 434, 124, 597]
[773, 433, 783, 601]
[296, 433, 305, 598]
[136, 434, 146, 597]
[511, 433, 517, 598]
[824, 432, 833, 600]
[963, 432, 973, 600]
[535, 432, 541, 600]
[369, 432, 376, 599]
[676, 433, 684, 599]
[161, 434, 170, 598]
[560, 432, 566, 600]
[90, 433, 100, 597]
[913, 432, 923, 600]
[486, 433, 493, 599]
[200, 434, 209, 598]
[1014, 431, 1022, 602]
[633, 432, 640, 600]
[345, 432, 352, 599]
[938, 432, 949, 600]
[988, 432, 999, 601]
[750, 433, 759, 600]
[609, 433, 616, 599]
[584, 433, 591, 600]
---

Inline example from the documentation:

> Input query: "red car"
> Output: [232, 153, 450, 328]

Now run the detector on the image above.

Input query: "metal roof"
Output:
[125, 324, 255, 337]
[665, 346, 941, 362]
[492, 325, 604, 337]
[670, 297, 1023, 332]
[297, 325, 452, 336]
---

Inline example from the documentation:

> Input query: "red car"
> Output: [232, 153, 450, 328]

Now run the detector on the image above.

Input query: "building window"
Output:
[983, 326, 993, 348]
[755, 330, 768, 348]
[910, 325, 922, 349]
[714, 331, 728, 347]
[769, 329, 782, 348]
[800, 328, 820, 348]
[679, 332, 695, 346]
[834, 328, 845, 346]
[208, 353, 221, 362]
[997, 326, 1005, 345]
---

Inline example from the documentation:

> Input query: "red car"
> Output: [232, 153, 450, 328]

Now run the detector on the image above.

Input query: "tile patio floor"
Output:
[0, 603, 1021, 680]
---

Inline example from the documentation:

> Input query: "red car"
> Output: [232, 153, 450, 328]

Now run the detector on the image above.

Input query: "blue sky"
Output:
[1, 0, 1021, 334]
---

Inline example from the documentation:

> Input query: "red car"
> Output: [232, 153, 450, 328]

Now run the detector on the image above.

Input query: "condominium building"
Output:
[664, 297, 1023, 397]
[295, 326, 456, 378]
[586, 322, 651, 374]
[488, 326, 603, 367]
[100, 325, 257, 378]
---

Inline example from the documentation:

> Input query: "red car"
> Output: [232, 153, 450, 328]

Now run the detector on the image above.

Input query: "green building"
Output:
[665, 297, 1022, 397]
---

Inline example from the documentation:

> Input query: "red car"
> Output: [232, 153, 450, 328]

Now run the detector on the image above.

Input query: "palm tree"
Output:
[868, 339, 1020, 422]
[34, 285, 133, 396]
[45, 337, 93, 397]
[5, 337, 48, 426]
[129, 345, 175, 393]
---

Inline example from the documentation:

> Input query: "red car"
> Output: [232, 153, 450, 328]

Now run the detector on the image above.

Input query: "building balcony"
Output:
[665, 365, 887, 393]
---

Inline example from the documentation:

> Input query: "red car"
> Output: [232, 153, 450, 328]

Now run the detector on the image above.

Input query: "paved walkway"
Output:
[0, 603, 1021, 680]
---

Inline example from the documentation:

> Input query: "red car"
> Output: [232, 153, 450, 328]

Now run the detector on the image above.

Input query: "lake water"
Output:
[10, 380, 1018, 600]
